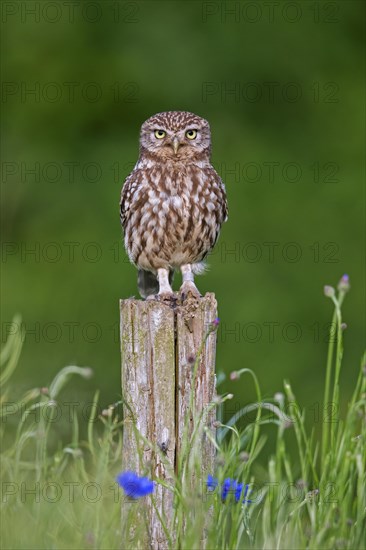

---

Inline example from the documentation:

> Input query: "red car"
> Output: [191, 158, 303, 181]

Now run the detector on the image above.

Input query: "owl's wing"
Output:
[211, 169, 228, 225]
[220, 179, 229, 224]
[120, 171, 139, 231]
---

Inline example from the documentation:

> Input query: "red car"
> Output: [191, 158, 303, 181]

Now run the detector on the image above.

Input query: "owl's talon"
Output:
[179, 281, 202, 303]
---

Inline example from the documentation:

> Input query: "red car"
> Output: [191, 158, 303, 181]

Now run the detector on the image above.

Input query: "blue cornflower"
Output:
[207, 474, 219, 491]
[116, 471, 154, 498]
[235, 482, 243, 503]
[221, 478, 232, 501]
[206, 474, 252, 503]
[207, 474, 252, 504]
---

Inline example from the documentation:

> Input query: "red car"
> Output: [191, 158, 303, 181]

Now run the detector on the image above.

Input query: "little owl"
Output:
[120, 111, 228, 300]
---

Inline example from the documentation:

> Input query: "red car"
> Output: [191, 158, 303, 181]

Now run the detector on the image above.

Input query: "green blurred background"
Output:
[1, 1, 364, 439]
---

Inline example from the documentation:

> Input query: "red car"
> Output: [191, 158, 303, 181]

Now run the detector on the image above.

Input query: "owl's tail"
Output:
[137, 269, 174, 299]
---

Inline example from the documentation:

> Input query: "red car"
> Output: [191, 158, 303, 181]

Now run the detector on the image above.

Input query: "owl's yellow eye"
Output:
[154, 129, 166, 139]
[185, 129, 197, 140]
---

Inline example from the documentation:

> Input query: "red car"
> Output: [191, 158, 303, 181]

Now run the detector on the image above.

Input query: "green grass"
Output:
[1, 277, 365, 549]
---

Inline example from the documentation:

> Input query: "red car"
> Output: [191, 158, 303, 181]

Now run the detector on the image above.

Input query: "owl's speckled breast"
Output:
[122, 163, 225, 273]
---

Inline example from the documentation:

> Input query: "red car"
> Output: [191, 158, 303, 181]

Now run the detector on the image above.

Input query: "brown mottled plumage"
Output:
[120, 111, 228, 299]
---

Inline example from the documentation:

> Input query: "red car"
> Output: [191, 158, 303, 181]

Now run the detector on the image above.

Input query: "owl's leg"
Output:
[179, 264, 201, 301]
[156, 268, 175, 301]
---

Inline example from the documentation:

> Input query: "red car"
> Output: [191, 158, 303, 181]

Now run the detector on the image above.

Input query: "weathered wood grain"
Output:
[120, 294, 217, 549]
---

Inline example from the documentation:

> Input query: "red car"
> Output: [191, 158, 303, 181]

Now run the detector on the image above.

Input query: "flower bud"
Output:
[239, 451, 249, 462]
[337, 274, 350, 293]
[274, 392, 285, 406]
[324, 285, 335, 298]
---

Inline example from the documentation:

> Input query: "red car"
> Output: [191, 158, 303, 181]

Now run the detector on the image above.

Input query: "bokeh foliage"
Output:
[1, 1, 365, 434]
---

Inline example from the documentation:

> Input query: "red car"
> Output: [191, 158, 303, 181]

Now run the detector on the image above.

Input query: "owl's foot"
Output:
[179, 281, 202, 303]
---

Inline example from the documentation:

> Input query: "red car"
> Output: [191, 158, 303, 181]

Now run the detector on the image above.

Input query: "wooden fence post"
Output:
[120, 293, 217, 549]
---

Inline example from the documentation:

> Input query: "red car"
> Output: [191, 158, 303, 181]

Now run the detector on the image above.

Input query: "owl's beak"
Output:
[172, 137, 180, 155]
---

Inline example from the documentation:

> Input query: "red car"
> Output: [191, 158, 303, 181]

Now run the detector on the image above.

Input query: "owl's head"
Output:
[139, 111, 211, 161]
